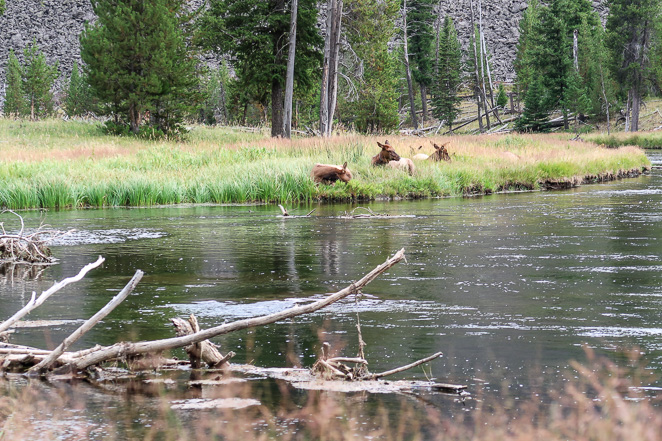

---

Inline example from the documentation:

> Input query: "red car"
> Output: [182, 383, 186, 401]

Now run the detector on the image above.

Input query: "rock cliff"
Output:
[0, 0, 607, 100]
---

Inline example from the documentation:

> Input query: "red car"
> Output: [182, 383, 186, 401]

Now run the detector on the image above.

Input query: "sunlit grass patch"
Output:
[0, 121, 651, 209]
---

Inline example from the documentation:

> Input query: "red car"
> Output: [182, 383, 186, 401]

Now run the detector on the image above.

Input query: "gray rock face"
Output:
[0, 0, 608, 98]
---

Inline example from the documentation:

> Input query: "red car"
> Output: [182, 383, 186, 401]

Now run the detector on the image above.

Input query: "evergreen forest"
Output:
[1, 0, 662, 138]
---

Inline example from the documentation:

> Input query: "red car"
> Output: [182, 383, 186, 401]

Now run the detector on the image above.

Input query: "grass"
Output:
[585, 131, 662, 149]
[0, 119, 651, 209]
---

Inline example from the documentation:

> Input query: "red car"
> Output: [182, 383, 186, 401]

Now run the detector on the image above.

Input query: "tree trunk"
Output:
[631, 86, 640, 132]
[319, 0, 333, 136]
[283, 0, 298, 139]
[420, 84, 428, 124]
[402, 0, 418, 130]
[326, 0, 342, 136]
[271, 0, 286, 138]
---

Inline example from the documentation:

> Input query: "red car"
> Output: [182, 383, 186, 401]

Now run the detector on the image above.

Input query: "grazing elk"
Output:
[372, 140, 416, 175]
[311, 162, 353, 184]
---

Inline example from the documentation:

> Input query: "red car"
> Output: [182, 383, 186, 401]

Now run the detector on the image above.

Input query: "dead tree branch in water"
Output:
[0, 256, 105, 334]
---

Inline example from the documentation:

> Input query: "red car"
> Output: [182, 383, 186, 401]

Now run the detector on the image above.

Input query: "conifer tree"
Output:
[80, 0, 201, 135]
[530, 0, 598, 129]
[606, 0, 660, 131]
[516, 75, 549, 132]
[514, 0, 541, 101]
[408, 0, 436, 122]
[496, 83, 508, 109]
[64, 61, 95, 118]
[431, 15, 462, 131]
[21, 41, 59, 120]
[199, 0, 322, 138]
[3, 50, 25, 117]
[342, 0, 399, 133]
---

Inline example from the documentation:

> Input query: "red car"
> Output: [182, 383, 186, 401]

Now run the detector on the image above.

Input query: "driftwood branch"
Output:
[0, 256, 105, 334]
[67, 249, 407, 371]
[29, 269, 144, 374]
[171, 314, 235, 368]
[359, 351, 443, 380]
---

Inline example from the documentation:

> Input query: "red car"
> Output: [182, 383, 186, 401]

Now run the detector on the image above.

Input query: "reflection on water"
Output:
[1, 152, 662, 430]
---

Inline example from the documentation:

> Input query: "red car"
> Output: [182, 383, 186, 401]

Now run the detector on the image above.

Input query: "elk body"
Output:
[311, 162, 353, 184]
[372, 141, 416, 175]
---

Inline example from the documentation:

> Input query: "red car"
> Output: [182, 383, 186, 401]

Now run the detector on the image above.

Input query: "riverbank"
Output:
[0, 120, 651, 209]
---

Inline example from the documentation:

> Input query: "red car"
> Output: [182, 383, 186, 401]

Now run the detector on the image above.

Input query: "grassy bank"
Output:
[0, 119, 651, 209]
[585, 131, 662, 149]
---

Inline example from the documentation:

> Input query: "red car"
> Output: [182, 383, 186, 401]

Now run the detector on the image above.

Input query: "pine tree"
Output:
[496, 83, 508, 109]
[64, 61, 95, 117]
[606, 0, 660, 132]
[80, 0, 202, 136]
[514, 0, 541, 100]
[199, 0, 322, 137]
[341, 0, 400, 133]
[516, 75, 549, 132]
[530, 0, 598, 129]
[431, 15, 462, 131]
[407, 0, 436, 122]
[22, 40, 59, 120]
[3, 50, 25, 117]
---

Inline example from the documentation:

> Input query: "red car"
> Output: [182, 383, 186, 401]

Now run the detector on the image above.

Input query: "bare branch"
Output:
[29, 269, 143, 373]
[0, 256, 105, 334]
[69, 249, 406, 371]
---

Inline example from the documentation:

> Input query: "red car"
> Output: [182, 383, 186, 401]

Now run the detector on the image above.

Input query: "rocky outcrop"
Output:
[0, 0, 608, 101]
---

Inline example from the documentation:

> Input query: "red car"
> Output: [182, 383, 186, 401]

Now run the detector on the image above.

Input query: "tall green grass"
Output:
[586, 132, 662, 149]
[0, 121, 651, 209]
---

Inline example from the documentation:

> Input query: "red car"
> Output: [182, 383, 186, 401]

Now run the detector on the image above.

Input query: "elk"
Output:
[429, 142, 452, 162]
[372, 140, 415, 175]
[311, 162, 353, 184]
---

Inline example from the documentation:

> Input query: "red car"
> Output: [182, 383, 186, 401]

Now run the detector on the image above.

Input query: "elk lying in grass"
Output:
[373, 141, 415, 175]
[311, 162, 353, 184]
[411, 143, 452, 162]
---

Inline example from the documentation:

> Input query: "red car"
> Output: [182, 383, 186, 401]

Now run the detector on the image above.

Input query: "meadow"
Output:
[0, 119, 651, 209]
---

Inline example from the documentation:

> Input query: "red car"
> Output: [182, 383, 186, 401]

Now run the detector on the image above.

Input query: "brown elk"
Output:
[429, 142, 452, 162]
[311, 162, 353, 184]
[372, 140, 415, 175]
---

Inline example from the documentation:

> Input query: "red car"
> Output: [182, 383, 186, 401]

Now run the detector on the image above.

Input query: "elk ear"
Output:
[433, 143, 440, 150]
[377, 142, 384, 149]
[342, 161, 348, 170]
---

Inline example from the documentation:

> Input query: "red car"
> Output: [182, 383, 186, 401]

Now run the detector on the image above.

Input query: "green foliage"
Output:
[496, 83, 508, 109]
[431, 15, 462, 130]
[80, 0, 202, 136]
[198, 0, 323, 137]
[578, 20, 617, 118]
[514, 0, 542, 97]
[0, 0, 5, 15]
[526, 0, 600, 127]
[199, 63, 229, 125]
[606, 0, 660, 102]
[3, 51, 25, 117]
[64, 61, 96, 117]
[21, 40, 59, 120]
[407, 0, 436, 89]
[340, 0, 400, 133]
[516, 75, 550, 132]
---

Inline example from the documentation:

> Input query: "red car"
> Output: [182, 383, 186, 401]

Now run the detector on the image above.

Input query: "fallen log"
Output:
[0, 256, 105, 334]
[29, 269, 144, 374]
[171, 314, 235, 368]
[62, 248, 406, 371]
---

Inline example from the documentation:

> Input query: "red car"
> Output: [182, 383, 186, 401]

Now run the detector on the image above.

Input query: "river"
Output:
[1, 151, 661, 438]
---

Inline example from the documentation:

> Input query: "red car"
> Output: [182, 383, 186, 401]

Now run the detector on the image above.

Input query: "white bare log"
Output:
[0, 256, 105, 334]
[29, 270, 144, 373]
[359, 351, 443, 380]
[69, 249, 406, 371]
